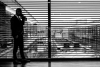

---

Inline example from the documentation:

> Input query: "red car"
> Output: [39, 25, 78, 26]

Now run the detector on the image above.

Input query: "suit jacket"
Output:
[10, 15, 25, 37]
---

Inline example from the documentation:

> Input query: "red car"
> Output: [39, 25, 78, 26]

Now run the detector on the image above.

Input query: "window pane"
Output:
[0, 0, 48, 58]
[51, 1, 100, 58]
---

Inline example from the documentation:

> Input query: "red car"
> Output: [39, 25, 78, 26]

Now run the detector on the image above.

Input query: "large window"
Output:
[0, 0, 48, 59]
[0, 0, 100, 59]
[51, 1, 100, 58]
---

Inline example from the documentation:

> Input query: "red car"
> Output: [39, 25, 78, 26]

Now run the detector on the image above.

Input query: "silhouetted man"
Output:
[10, 8, 27, 63]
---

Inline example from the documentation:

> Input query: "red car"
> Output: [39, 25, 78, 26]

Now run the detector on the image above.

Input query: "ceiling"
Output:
[0, 0, 100, 27]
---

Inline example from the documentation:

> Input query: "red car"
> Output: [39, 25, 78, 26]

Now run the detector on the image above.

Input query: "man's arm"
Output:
[10, 16, 17, 38]
[21, 14, 27, 25]
[10, 17, 14, 37]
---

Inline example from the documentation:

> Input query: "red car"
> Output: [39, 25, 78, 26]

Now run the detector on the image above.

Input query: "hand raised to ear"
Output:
[21, 15, 27, 21]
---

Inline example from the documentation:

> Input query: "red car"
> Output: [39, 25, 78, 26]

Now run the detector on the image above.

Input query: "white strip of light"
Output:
[6, 6, 15, 14]
[27, 19, 37, 24]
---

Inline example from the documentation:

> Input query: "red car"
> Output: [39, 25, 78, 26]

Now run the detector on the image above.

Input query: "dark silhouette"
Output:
[10, 8, 27, 63]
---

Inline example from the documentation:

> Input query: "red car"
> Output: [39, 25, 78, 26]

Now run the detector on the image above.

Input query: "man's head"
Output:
[16, 8, 22, 16]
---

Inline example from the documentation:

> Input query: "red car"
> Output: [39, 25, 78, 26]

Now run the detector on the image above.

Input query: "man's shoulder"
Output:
[11, 15, 17, 20]
[12, 15, 16, 18]
[10, 15, 17, 22]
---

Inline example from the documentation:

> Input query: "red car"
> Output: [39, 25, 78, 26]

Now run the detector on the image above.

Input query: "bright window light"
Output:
[6, 6, 15, 14]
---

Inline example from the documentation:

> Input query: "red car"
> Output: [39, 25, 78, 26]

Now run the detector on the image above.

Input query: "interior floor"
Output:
[0, 61, 100, 67]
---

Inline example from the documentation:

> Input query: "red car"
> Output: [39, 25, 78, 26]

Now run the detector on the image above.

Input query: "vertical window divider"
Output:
[48, 0, 51, 59]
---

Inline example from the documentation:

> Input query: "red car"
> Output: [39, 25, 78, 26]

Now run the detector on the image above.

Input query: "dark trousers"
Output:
[13, 34, 25, 60]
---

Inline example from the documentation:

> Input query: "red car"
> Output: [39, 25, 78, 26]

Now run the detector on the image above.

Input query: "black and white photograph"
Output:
[0, 0, 100, 67]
